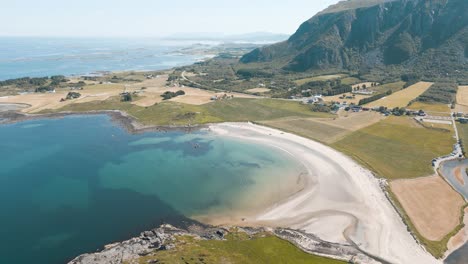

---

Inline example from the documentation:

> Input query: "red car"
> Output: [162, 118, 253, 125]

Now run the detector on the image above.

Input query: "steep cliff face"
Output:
[241, 0, 468, 74]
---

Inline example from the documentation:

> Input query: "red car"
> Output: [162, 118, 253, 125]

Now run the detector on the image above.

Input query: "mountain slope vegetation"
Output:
[241, 0, 468, 81]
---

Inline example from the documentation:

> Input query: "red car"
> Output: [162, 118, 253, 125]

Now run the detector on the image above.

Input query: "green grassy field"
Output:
[458, 124, 468, 154]
[333, 116, 455, 179]
[132, 232, 346, 264]
[372, 81, 406, 94]
[260, 118, 348, 144]
[408, 101, 451, 114]
[46, 97, 332, 126]
[459, 123, 468, 141]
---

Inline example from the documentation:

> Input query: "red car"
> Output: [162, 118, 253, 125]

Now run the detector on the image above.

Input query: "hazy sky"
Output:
[1, 0, 340, 37]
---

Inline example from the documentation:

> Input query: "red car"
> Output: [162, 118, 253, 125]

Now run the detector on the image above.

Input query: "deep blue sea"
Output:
[0, 115, 303, 264]
[0, 37, 208, 80]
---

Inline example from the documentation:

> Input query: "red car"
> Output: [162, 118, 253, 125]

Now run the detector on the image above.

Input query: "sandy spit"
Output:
[209, 122, 440, 264]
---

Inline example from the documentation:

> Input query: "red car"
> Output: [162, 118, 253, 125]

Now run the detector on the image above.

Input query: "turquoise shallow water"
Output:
[0, 115, 303, 263]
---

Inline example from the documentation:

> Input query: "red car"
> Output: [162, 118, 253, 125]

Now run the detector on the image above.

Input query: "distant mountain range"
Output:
[241, 0, 468, 80]
[163, 32, 289, 44]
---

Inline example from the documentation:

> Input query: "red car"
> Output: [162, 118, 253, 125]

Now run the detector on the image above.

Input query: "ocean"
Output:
[0, 115, 304, 263]
[0, 37, 210, 80]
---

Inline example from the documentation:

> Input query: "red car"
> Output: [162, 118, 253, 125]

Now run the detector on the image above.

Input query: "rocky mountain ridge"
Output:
[241, 0, 467, 80]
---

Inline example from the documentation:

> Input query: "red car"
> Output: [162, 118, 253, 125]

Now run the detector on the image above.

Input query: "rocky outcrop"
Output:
[274, 228, 382, 264]
[68, 224, 228, 264]
[69, 224, 383, 264]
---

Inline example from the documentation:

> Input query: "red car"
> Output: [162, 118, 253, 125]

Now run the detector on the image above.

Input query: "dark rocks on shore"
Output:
[68, 222, 383, 264]
[68, 224, 229, 264]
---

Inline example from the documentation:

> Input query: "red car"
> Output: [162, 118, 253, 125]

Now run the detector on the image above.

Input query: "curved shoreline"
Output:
[0, 112, 442, 263]
[209, 122, 441, 264]
[0, 110, 206, 134]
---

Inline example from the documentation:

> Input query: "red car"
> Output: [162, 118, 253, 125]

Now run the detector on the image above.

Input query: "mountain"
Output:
[240, 0, 468, 79]
[163, 32, 289, 44]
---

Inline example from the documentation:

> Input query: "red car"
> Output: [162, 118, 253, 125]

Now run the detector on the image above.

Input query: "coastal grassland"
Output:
[44, 97, 332, 126]
[259, 118, 349, 144]
[132, 231, 346, 264]
[294, 74, 346, 85]
[332, 116, 455, 179]
[388, 187, 467, 258]
[201, 99, 332, 121]
[366, 82, 433, 108]
[260, 112, 383, 144]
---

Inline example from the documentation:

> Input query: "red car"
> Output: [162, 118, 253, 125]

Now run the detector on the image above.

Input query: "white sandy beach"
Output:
[209, 122, 441, 264]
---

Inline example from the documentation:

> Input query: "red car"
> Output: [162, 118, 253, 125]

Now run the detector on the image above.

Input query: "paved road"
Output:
[452, 112, 460, 142]
[432, 112, 463, 173]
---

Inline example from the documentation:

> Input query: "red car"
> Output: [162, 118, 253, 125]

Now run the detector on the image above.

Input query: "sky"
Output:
[1, 0, 340, 37]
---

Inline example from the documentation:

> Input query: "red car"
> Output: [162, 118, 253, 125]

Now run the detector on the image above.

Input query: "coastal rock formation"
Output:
[69, 224, 379, 264]
[68, 224, 227, 264]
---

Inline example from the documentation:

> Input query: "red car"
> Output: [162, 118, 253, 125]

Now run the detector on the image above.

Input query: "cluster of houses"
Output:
[144, 74, 160, 79]
[292, 89, 431, 118]
[455, 112, 468, 124]
[342, 106, 428, 117]
[300, 95, 324, 104]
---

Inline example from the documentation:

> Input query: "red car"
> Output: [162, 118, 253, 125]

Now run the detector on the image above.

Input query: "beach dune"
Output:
[210, 122, 440, 264]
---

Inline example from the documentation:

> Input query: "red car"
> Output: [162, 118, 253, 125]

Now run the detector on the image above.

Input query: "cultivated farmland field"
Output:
[390, 176, 464, 241]
[332, 116, 455, 179]
[455, 86, 468, 113]
[408, 101, 451, 114]
[294, 74, 346, 85]
[366, 82, 433, 108]
[371, 81, 406, 94]
[457, 123, 468, 146]
[323, 93, 371, 104]
[245, 88, 271, 94]
[340, 77, 361, 85]
[456, 86, 468, 106]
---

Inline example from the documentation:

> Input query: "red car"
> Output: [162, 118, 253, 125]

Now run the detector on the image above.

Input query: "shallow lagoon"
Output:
[439, 159, 468, 199]
[0, 115, 304, 263]
[440, 159, 468, 264]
